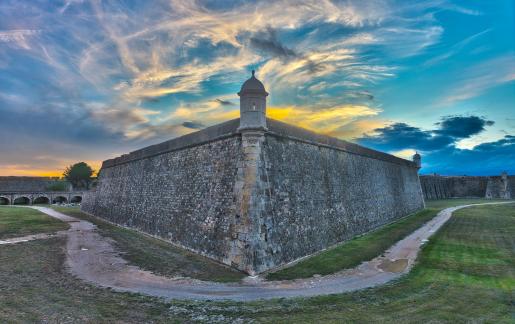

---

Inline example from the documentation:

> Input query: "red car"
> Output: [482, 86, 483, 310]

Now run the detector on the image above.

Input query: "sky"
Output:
[0, 0, 514, 176]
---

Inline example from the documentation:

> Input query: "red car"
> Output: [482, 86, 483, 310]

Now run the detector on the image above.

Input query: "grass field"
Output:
[51, 206, 246, 283]
[267, 198, 508, 280]
[0, 237, 191, 323]
[181, 202, 515, 322]
[0, 206, 69, 239]
[0, 200, 513, 322]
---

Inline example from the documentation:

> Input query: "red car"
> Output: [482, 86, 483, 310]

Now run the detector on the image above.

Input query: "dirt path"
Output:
[0, 232, 61, 245]
[0, 207, 75, 245]
[26, 203, 510, 301]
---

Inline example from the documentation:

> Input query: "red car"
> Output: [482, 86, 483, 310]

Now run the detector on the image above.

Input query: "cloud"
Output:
[249, 27, 298, 59]
[267, 104, 381, 136]
[0, 0, 504, 176]
[441, 3, 482, 16]
[59, 0, 86, 15]
[439, 55, 515, 105]
[181, 121, 204, 129]
[165, 94, 239, 125]
[389, 148, 417, 160]
[435, 115, 494, 138]
[1, 0, 445, 119]
[422, 135, 515, 175]
[360, 122, 454, 151]
[164, 99, 381, 140]
[0, 29, 40, 49]
[76, 0, 397, 105]
[357, 115, 514, 175]
[88, 105, 162, 139]
[74, 0, 442, 106]
[359, 115, 495, 152]
[214, 98, 235, 106]
[424, 28, 491, 66]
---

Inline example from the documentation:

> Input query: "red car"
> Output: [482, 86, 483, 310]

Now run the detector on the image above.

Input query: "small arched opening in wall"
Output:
[33, 196, 50, 205]
[0, 197, 9, 205]
[13, 197, 30, 205]
[70, 196, 82, 203]
[52, 196, 67, 204]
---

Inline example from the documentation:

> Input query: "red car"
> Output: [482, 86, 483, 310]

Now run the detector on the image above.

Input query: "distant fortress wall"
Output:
[420, 174, 513, 200]
[0, 176, 71, 192]
[82, 118, 424, 274]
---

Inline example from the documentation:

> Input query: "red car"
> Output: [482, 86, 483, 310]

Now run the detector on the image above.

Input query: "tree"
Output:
[63, 162, 94, 189]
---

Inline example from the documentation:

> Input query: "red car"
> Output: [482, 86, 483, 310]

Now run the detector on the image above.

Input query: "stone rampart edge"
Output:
[101, 117, 417, 170]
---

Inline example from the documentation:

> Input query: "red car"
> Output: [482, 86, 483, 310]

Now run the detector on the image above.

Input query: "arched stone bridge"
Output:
[0, 191, 84, 205]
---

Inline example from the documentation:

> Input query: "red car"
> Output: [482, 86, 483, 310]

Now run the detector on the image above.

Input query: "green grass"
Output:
[175, 203, 515, 323]
[267, 198, 511, 281]
[1, 201, 513, 322]
[51, 206, 246, 283]
[418, 204, 515, 288]
[424, 198, 509, 209]
[0, 237, 191, 323]
[0, 206, 69, 239]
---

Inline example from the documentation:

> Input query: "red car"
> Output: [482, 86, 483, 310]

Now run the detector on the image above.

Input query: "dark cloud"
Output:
[473, 135, 515, 152]
[357, 115, 513, 175]
[181, 121, 204, 129]
[359, 123, 454, 151]
[346, 90, 374, 101]
[359, 115, 494, 152]
[435, 115, 494, 138]
[305, 60, 328, 74]
[214, 98, 235, 106]
[249, 27, 298, 59]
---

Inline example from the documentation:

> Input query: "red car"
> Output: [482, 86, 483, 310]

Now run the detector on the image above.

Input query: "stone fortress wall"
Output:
[83, 121, 243, 265]
[420, 173, 514, 200]
[253, 120, 424, 271]
[0, 176, 71, 192]
[82, 118, 424, 274]
[82, 71, 425, 274]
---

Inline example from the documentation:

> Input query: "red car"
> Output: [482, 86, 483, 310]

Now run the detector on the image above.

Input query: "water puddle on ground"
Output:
[377, 259, 408, 273]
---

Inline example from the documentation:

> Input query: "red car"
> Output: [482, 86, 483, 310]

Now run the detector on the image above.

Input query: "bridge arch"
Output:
[13, 196, 30, 205]
[0, 196, 9, 205]
[70, 195, 82, 203]
[52, 196, 68, 204]
[33, 196, 50, 204]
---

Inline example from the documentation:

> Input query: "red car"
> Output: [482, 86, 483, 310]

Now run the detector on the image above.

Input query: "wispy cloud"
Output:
[267, 104, 381, 137]
[424, 28, 491, 66]
[439, 55, 515, 105]
[0, 29, 40, 49]
[0, 0, 510, 175]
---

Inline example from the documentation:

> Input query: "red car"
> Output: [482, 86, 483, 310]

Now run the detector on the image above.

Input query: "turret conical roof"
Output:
[238, 70, 268, 96]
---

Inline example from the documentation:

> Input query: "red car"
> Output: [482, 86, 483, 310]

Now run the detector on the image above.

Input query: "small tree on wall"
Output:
[63, 162, 94, 190]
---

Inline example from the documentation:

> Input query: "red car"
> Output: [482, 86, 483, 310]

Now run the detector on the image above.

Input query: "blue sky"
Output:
[0, 0, 513, 176]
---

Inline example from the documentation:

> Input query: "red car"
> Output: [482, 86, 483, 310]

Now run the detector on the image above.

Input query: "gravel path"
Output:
[23, 203, 509, 301]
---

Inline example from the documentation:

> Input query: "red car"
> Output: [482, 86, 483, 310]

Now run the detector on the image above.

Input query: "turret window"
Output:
[252, 102, 256, 111]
